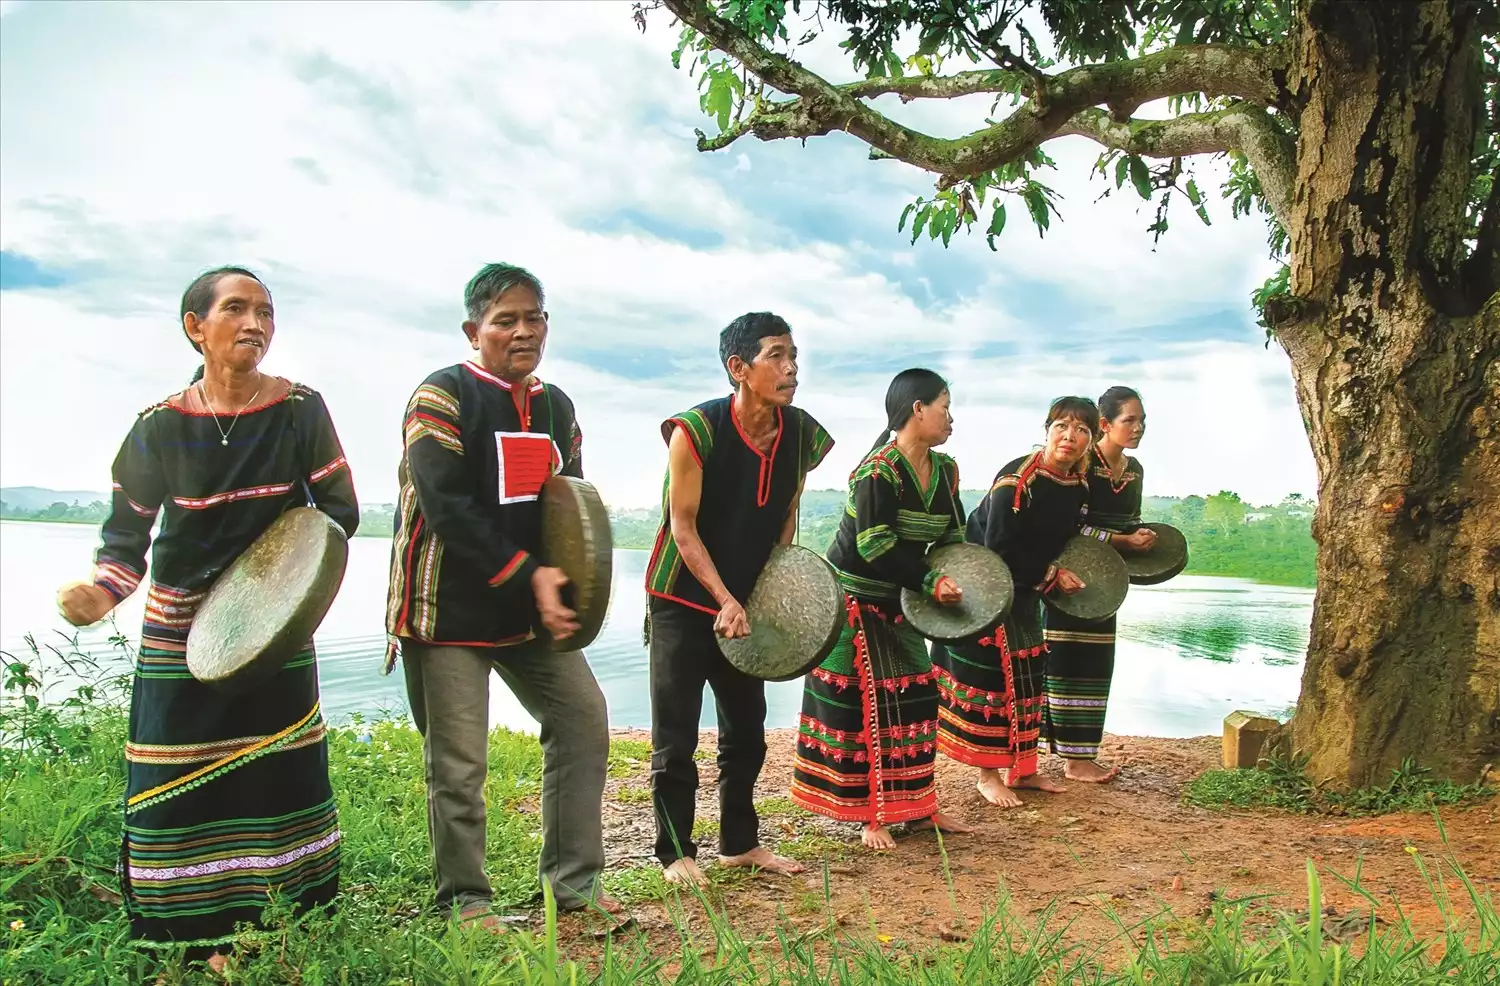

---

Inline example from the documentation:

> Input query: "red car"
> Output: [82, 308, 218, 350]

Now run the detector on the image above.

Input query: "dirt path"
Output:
[548, 729, 1497, 952]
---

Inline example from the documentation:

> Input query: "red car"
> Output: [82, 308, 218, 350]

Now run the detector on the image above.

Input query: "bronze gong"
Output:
[1121, 522, 1189, 586]
[539, 475, 613, 651]
[187, 506, 349, 692]
[718, 544, 845, 681]
[901, 542, 1015, 642]
[1046, 533, 1130, 622]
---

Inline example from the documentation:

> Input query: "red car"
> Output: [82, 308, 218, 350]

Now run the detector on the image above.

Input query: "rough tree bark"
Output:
[660, 0, 1500, 787]
[1272, 0, 1499, 788]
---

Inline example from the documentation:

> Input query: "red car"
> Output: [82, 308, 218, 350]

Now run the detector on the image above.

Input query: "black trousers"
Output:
[648, 600, 768, 864]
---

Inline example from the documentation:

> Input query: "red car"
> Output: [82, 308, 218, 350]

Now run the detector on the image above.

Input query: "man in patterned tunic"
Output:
[385, 263, 626, 929]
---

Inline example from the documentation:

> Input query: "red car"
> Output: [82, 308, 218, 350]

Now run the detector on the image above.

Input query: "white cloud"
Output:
[0, 0, 1315, 513]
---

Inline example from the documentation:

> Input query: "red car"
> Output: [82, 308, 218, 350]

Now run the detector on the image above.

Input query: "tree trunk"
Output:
[1272, 0, 1500, 788]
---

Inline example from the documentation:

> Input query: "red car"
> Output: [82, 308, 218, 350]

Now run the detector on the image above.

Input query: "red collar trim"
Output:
[464, 361, 544, 394]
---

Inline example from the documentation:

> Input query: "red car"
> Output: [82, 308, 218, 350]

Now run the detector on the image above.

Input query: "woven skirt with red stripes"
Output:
[790, 596, 939, 826]
[931, 589, 1048, 778]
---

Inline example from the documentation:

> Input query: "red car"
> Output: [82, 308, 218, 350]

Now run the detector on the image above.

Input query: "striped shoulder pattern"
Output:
[797, 409, 835, 473]
[403, 371, 464, 456]
[850, 444, 904, 493]
[661, 405, 716, 467]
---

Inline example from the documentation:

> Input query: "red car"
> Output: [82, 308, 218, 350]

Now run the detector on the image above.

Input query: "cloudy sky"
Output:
[0, 0, 1315, 509]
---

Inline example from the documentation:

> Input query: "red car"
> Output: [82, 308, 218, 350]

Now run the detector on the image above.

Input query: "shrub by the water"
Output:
[3, 637, 1496, 984]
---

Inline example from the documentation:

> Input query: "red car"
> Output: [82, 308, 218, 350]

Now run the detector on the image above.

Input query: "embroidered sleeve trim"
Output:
[310, 455, 349, 483]
[112, 482, 159, 518]
[922, 568, 944, 599]
[94, 560, 144, 602]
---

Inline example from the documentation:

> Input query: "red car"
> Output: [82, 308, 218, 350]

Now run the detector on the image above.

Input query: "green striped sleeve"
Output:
[801, 411, 834, 473]
[661, 408, 714, 466]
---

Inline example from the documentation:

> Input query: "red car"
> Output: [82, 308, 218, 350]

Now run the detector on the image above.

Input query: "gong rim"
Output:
[900, 542, 1014, 642]
[718, 544, 845, 681]
[1123, 522, 1189, 586]
[1046, 533, 1129, 622]
[187, 507, 349, 692]
[540, 476, 614, 652]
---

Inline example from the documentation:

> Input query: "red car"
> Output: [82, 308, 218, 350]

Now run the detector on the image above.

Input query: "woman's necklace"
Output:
[200, 378, 263, 446]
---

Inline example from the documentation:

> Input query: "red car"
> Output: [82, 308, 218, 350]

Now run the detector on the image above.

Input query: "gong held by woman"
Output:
[789, 369, 974, 851]
[55, 267, 359, 972]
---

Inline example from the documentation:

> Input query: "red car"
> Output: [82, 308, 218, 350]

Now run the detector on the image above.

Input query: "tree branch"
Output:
[664, 0, 1289, 178]
[1058, 104, 1297, 225]
[841, 69, 1029, 101]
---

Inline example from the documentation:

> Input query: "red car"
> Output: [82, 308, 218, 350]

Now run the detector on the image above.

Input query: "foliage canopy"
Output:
[636, 0, 1499, 327]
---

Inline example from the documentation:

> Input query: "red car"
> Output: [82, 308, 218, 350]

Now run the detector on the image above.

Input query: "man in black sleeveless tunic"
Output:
[644, 312, 834, 887]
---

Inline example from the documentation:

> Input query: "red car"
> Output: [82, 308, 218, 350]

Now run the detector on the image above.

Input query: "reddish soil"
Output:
[548, 729, 1498, 955]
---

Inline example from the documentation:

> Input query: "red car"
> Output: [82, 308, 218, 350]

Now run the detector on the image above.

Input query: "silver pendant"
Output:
[221, 438, 229, 446]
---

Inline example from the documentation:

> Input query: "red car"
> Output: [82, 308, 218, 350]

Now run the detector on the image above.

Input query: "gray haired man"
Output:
[384, 263, 628, 930]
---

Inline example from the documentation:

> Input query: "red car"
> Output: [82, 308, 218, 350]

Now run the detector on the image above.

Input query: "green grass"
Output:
[616, 784, 653, 805]
[1186, 756, 1495, 815]
[5, 639, 1499, 984]
[754, 795, 802, 818]
[607, 738, 653, 778]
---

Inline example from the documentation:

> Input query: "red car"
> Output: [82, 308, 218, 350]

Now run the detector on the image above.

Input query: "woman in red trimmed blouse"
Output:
[57, 267, 358, 970]
[932, 397, 1097, 808]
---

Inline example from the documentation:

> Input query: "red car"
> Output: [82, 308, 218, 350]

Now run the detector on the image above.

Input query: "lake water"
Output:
[0, 520, 1310, 737]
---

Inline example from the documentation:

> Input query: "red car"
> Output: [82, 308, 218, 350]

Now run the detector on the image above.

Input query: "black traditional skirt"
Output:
[1041, 610, 1117, 760]
[121, 582, 340, 948]
[790, 596, 939, 825]
[932, 589, 1048, 777]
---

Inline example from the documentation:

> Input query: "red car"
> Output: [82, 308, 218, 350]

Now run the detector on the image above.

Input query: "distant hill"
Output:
[1, 487, 110, 511]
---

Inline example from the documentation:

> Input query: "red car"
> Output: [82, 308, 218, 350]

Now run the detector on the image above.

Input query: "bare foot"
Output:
[1006, 771, 1066, 793]
[1063, 759, 1120, 783]
[861, 824, 897, 850]
[976, 769, 1025, 807]
[909, 810, 974, 834]
[719, 845, 806, 875]
[587, 893, 634, 933]
[663, 857, 710, 888]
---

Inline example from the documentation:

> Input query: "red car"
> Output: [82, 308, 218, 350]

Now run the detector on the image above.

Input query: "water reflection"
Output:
[1, 521, 1312, 739]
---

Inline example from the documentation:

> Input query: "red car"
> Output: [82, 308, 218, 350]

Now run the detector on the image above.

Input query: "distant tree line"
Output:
[6, 490, 1316, 588]
[2, 500, 111, 524]
[608, 489, 1317, 588]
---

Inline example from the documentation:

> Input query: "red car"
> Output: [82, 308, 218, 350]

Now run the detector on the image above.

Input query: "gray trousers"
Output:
[401, 639, 608, 912]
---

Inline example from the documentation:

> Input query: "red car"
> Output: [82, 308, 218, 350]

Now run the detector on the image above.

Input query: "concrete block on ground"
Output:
[1222, 711, 1280, 770]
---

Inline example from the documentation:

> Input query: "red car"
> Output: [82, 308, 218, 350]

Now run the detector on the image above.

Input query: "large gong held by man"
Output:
[55, 267, 360, 968]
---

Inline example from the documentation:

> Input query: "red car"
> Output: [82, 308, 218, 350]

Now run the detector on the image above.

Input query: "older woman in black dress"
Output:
[1042, 386, 1156, 782]
[57, 267, 358, 969]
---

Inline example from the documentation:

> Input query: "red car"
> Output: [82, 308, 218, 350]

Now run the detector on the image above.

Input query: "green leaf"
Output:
[1023, 185, 1051, 236]
[699, 62, 743, 132]
[985, 203, 1007, 251]
[1128, 156, 1152, 200]
[1114, 155, 1130, 189]
[898, 202, 916, 232]
[911, 206, 930, 243]
[1185, 178, 1202, 205]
